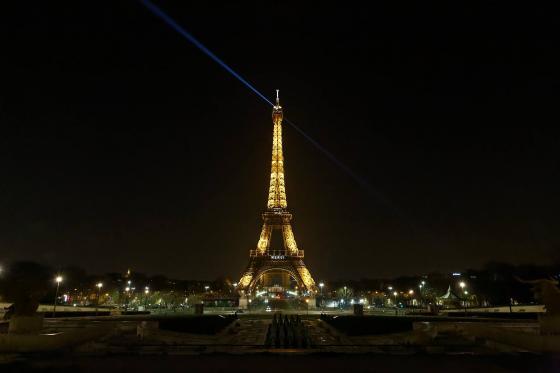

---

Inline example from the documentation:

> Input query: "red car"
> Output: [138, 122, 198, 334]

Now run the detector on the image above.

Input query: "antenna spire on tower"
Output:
[276, 89, 280, 105]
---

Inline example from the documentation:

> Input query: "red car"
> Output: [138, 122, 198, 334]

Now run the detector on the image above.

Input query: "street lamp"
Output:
[144, 286, 150, 310]
[418, 283, 425, 307]
[459, 281, 467, 314]
[53, 275, 63, 318]
[386, 286, 393, 307]
[124, 286, 131, 310]
[319, 282, 324, 309]
[95, 282, 103, 316]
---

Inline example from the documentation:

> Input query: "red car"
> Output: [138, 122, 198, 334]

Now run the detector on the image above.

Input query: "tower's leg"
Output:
[238, 294, 249, 309]
[256, 223, 272, 254]
[296, 265, 316, 291]
[282, 224, 299, 255]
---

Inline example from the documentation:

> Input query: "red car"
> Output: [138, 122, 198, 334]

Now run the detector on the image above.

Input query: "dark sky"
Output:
[2, 1, 559, 280]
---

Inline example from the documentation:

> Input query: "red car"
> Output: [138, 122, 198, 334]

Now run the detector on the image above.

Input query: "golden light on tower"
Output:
[267, 89, 287, 209]
[239, 90, 316, 293]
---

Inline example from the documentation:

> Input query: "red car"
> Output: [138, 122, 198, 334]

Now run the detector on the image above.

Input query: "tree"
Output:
[0, 261, 51, 316]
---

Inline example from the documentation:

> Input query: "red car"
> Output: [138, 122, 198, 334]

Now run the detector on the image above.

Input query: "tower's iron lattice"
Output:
[238, 91, 316, 293]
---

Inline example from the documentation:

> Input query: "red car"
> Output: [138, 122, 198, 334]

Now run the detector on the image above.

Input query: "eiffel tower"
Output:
[238, 91, 316, 295]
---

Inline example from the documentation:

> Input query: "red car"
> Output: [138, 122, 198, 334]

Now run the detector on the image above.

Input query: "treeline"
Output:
[328, 261, 559, 305]
[1, 260, 557, 307]
[0, 261, 236, 306]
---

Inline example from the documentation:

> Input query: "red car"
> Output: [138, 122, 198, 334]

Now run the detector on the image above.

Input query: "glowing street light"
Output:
[144, 286, 150, 309]
[95, 282, 103, 315]
[459, 281, 468, 314]
[408, 289, 415, 308]
[319, 282, 325, 309]
[123, 286, 132, 310]
[53, 275, 63, 318]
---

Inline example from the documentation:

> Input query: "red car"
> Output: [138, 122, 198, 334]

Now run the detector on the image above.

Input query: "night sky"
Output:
[2, 2, 558, 280]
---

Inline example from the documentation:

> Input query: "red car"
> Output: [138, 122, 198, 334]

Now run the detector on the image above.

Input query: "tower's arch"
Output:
[250, 265, 303, 291]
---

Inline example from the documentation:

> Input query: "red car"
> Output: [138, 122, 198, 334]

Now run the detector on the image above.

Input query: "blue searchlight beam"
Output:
[138, 0, 401, 216]
[139, 0, 273, 107]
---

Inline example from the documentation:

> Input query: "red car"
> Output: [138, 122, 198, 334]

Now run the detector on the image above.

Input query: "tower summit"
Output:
[238, 91, 316, 295]
[268, 89, 287, 210]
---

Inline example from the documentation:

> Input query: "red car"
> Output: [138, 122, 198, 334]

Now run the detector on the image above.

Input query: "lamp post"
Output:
[144, 287, 149, 310]
[319, 282, 324, 309]
[95, 282, 103, 316]
[459, 281, 467, 315]
[53, 276, 63, 318]
[125, 286, 130, 311]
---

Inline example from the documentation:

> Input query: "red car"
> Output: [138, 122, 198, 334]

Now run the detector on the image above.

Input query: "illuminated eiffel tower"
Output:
[238, 91, 316, 295]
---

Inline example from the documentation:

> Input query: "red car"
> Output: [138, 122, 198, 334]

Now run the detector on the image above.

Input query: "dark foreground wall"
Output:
[322, 315, 413, 335]
[158, 315, 237, 335]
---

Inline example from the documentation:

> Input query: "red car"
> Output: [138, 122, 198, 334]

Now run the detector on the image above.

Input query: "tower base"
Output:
[239, 254, 315, 293]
